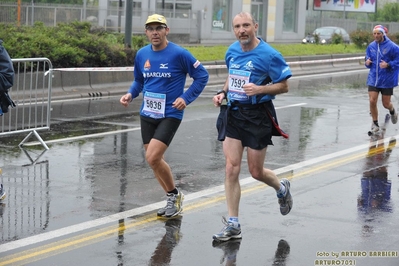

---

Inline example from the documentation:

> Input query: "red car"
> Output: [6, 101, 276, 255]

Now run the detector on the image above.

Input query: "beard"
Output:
[239, 36, 251, 45]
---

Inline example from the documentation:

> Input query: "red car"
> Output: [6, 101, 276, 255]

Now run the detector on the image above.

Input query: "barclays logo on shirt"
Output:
[143, 72, 172, 78]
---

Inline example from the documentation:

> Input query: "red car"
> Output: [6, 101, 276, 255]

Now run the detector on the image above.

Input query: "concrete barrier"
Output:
[45, 55, 366, 100]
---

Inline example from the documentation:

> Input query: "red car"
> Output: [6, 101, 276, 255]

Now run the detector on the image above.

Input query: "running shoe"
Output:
[0, 184, 5, 201]
[391, 110, 398, 124]
[370, 123, 381, 134]
[212, 216, 242, 242]
[164, 190, 184, 218]
[278, 178, 293, 215]
[157, 205, 167, 217]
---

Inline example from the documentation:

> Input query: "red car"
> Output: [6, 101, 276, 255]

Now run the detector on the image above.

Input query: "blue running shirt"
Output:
[225, 38, 292, 104]
[128, 42, 208, 120]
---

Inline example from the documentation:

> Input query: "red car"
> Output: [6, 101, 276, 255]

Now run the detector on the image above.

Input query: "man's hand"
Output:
[365, 57, 372, 66]
[120, 93, 132, 107]
[172, 97, 187, 110]
[380, 60, 389, 68]
[213, 94, 225, 107]
[242, 83, 259, 96]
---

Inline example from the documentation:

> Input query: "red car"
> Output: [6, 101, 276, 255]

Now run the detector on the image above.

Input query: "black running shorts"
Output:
[140, 115, 181, 146]
[226, 104, 273, 150]
[368, 85, 393, 96]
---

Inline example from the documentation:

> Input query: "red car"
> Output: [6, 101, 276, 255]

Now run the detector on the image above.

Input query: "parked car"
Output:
[302, 26, 351, 44]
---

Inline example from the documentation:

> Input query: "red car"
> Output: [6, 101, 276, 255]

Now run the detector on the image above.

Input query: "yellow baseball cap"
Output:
[145, 14, 167, 26]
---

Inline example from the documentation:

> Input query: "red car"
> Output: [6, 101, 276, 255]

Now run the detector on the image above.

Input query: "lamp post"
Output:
[125, 0, 132, 48]
[83, 0, 87, 21]
[118, 0, 122, 32]
[31, 0, 34, 26]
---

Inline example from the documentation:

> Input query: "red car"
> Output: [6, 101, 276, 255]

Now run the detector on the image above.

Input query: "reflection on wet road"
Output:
[0, 70, 398, 265]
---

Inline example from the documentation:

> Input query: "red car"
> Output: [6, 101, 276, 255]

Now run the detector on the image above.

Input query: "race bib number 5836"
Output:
[142, 91, 166, 118]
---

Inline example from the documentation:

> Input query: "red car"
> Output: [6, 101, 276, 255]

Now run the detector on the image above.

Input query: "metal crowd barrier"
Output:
[0, 58, 53, 150]
[0, 161, 50, 244]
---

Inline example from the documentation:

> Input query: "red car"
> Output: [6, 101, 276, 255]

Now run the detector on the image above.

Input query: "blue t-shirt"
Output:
[225, 38, 292, 104]
[128, 42, 208, 120]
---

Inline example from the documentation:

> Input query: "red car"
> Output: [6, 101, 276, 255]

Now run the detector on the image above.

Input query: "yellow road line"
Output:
[0, 143, 392, 265]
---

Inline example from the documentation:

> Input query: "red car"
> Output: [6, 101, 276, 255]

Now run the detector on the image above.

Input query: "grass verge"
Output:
[184, 43, 365, 62]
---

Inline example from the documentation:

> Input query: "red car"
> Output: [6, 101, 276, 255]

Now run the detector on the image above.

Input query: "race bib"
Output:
[228, 69, 251, 101]
[142, 91, 166, 118]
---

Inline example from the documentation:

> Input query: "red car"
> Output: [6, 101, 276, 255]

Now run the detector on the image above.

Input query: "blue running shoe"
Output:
[213, 217, 242, 242]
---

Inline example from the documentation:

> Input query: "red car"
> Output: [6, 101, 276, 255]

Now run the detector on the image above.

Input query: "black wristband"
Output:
[216, 89, 227, 99]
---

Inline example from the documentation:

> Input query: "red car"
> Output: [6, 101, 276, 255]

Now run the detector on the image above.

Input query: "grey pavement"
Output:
[0, 67, 399, 265]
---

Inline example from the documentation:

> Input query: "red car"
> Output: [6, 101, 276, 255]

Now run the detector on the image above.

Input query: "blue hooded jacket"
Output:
[0, 40, 15, 115]
[365, 35, 399, 88]
[0, 39, 14, 92]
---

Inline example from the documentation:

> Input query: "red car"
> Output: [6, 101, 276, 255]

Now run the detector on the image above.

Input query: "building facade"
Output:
[99, 0, 307, 43]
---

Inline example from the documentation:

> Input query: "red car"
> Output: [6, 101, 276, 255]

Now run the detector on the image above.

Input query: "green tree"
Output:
[369, 3, 399, 22]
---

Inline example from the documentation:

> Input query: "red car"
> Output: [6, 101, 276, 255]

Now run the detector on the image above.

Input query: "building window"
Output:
[132, 1, 142, 16]
[212, 0, 230, 31]
[156, 0, 192, 19]
[107, 0, 142, 17]
[283, 0, 297, 32]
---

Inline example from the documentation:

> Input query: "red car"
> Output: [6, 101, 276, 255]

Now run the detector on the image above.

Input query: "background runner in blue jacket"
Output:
[0, 39, 14, 201]
[0, 39, 15, 116]
[212, 12, 293, 242]
[365, 25, 399, 135]
[120, 14, 209, 218]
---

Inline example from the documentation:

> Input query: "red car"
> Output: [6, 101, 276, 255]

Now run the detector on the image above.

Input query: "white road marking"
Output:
[3, 132, 397, 253]
[4, 101, 391, 253]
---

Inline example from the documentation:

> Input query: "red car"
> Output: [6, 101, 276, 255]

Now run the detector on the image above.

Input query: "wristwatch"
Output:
[216, 89, 227, 99]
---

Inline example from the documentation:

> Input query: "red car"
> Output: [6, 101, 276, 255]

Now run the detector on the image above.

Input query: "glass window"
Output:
[283, 0, 297, 32]
[107, 0, 123, 16]
[212, 0, 230, 31]
[107, 0, 142, 16]
[156, 0, 192, 18]
[133, 1, 142, 17]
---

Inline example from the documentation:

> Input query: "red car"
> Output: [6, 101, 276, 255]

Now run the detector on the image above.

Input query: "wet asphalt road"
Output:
[0, 69, 399, 265]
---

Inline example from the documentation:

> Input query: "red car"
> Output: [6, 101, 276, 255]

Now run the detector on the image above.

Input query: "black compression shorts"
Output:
[140, 115, 181, 146]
